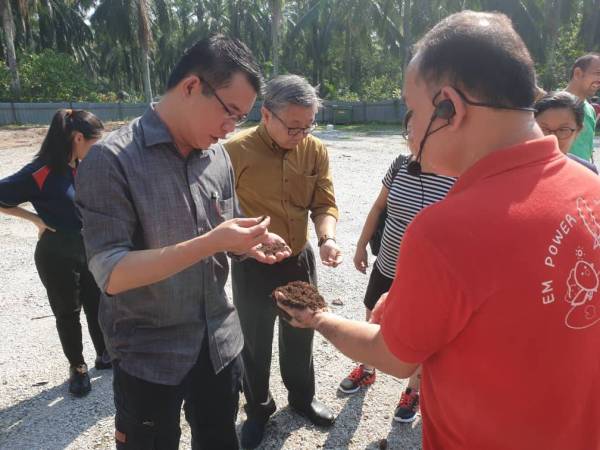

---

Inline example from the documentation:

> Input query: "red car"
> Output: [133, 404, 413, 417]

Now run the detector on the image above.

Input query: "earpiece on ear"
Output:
[435, 99, 456, 120]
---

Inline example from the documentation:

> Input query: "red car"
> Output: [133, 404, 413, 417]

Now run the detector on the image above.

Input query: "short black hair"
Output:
[413, 10, 536, 109]
[167, 34, 263, 94]
[570, 53, 600, 79]
[534, 91, 585, 129]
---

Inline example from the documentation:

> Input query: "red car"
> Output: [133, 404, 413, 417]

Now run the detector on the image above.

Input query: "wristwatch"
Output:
[318, 235, 336, 247]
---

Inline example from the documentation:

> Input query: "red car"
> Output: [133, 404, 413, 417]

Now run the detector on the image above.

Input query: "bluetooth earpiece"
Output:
[407, 96, 455, 176]
[434, 99, 456, 120]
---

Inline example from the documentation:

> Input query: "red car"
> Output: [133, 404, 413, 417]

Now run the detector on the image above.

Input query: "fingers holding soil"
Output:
[257, 242, 292, 256]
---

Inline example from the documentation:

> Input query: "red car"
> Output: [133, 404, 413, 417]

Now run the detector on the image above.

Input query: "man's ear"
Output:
[439, 86, 466, 131]
[261, 105, 271, 124]
[180, 75, 200, 97]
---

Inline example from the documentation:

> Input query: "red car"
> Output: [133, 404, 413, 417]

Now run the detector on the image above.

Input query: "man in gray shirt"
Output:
[76, 36, 290, 450]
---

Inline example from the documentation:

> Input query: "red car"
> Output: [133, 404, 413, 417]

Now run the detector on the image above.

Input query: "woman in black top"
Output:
[0, 109, 108, 397]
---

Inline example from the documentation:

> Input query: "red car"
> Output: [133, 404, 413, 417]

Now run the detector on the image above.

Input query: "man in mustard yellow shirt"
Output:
[225, 74, 342, 449]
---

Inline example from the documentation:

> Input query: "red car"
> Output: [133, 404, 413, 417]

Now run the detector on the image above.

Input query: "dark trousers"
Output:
[112, 339, 243, 450]
[34, 230, 105, 367]
[232, 244, 317, 421]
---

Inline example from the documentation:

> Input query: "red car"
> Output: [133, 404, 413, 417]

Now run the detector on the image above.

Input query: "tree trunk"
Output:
[39, 0, 56, 49]
[541, 0, 561, 88]
[581, 0, 600, 49]
[0, 0, 21, 98]
[270, 0, 283, 76]
[401, 0, 412, 75]
[137, 0, 153, 103]
[228, 0, 240, 38]
[344, 13, 352, 88]
[141, 44, 153, 103]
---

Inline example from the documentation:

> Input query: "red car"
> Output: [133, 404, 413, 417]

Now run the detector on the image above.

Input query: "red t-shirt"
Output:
[381, 137, 600, 450]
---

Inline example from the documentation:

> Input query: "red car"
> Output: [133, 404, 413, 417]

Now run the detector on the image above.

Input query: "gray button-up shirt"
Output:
[75, 106, 243, 385]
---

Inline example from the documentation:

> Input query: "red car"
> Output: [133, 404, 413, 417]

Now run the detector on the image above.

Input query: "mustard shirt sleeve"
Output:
[309, 142, 339, 222]
[223, 141, 241, 188]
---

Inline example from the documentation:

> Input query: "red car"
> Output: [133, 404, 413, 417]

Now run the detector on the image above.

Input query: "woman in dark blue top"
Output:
[0, 109, 108, 397]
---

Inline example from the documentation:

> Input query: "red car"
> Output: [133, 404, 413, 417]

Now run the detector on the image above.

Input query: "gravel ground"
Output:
[0, 126, 420, 450]
[2, 124, 598, 450]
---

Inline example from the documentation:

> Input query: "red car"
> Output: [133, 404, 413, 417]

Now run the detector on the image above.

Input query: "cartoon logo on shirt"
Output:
[577, 197, 600, 249]
[564, 259, 600, 329]
[541, 196, 600, 331]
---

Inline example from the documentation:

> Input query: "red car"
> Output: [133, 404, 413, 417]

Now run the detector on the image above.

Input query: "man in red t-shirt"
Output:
[275, 10, 600, 450]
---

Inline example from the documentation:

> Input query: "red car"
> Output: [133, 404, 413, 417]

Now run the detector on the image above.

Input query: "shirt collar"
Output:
[140, 103, 174, 148]
[449, 136, 563, 196]
[257, 122, 289, 153]
[139, 103, 214, 158]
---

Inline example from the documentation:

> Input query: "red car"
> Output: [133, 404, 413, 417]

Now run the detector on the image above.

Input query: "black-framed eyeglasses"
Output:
[401, 110, 413, 138]
[269, 109, 317, 136]
[540, 126, 577, 140]
[200, 77, 248, 126]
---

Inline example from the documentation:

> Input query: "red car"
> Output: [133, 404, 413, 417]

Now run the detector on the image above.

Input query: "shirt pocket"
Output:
[217, 197, 234, 222]
[288, 173, 318, 209]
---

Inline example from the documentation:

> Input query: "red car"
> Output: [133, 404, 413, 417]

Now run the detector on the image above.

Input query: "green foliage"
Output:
[360, 76, 403, 102]
[0, 50, 126, 102]
[1, 0, 600, 103]
[537, 13, 585, 91]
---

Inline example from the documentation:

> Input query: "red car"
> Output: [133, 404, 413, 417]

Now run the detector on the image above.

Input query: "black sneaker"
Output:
[69, 364, 91, 397]
[339, 364, 376, 394]
[94, 351, 112, 370]
[394, 387, 419, 423]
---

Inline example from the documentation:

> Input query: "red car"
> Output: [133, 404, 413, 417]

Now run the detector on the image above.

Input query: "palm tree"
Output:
[270, 0, 284, 75]
[0, 0, 21, 97]
[92, 0, 169, 102]
[580, 0, 600, 50]
[138, 0, 153, 102]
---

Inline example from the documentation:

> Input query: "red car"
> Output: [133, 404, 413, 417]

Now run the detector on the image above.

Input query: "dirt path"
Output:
[0, 126, 421, 450]
[2, 124, 598, 449]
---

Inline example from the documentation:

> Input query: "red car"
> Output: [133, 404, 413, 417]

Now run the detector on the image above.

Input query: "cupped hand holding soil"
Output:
[272, 281, 327, 311]
[257, 242, 292, 256]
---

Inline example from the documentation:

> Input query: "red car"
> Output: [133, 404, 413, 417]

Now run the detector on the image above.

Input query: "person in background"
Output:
[0, 109, 109, 397]
[535, 91, 597, 173]
[276, 11, 600, 450]
[76, 35, 290, 450]
[338, 151, 454, 424]
[564, 53, 600, 161]
[225, 74, 341, 449]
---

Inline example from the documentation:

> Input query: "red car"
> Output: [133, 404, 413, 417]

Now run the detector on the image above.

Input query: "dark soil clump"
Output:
[272, 281, 326, 312]
[257, 242, 291, 256]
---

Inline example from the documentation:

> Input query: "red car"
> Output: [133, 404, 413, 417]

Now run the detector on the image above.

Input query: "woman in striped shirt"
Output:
[339, 152, 455, 422]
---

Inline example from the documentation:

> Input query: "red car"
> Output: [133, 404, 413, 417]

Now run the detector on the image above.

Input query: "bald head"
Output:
[411, 10, 536, 109]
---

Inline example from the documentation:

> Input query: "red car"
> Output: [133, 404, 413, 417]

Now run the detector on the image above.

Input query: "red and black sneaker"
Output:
[394, 387, 419, 423]
[338, 364, 376, 394]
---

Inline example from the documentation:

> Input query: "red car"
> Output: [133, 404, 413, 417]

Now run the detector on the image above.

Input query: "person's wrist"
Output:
[197, 230, 220, 257]
[318, 235, 336, 247]
[312, 310, 329, 331]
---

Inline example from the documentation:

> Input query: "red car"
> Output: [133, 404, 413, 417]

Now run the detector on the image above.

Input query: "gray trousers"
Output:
[232, 244, 317, 421]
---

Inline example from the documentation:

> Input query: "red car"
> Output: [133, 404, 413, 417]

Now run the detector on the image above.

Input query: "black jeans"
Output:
[112, 340, 243, 450]
[34, 230, 105, 367]
[232, 244, 317, 421]
[363, 263, 394, 310]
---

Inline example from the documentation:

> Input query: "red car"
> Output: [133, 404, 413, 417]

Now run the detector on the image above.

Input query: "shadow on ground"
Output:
[0, 369, 114, 450]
